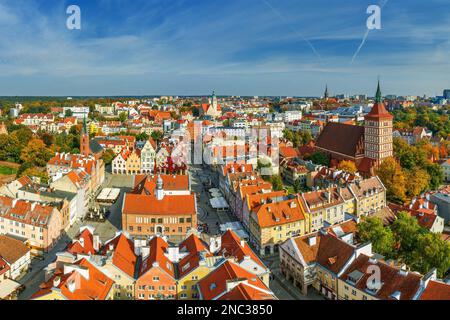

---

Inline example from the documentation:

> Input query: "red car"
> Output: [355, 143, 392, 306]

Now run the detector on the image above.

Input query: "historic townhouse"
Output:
[135, 236, 177, 300]
[279, 222, 371, 299]
[300, 188, 346, 232]
[0, 196, 63, 255]
[176, 234, 215, 300]
[347, 176, 387, 216]
[249, 195, 308, 256]
[338, 254, 423, 300]
[213, 230, 271, 285]
[0, 235, 31, 280]
[235, 180, 272, 221]
[125, 149, 142, 175]
[243, 190, 287, 232]
[140, 139, 157, 174]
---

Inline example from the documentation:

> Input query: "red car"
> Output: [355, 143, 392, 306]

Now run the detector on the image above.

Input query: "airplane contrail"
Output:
[350, 0, 389, 65]
[261, 0, 323, 64]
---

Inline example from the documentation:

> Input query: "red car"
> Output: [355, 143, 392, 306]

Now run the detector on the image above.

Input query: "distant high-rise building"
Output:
[444, 89, 450, 99]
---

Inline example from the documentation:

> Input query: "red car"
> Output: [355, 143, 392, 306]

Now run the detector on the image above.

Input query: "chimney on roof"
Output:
[93, 235, 100, 251]
[209, 236, 222, 254]
[53, 276, 61, 288]
[308, 236, 317, 246]
[68, 280, 76, 293]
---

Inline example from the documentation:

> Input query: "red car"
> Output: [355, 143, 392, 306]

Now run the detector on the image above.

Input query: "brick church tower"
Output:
[364, 81, 393, 166]
[80, 116, 91, 157]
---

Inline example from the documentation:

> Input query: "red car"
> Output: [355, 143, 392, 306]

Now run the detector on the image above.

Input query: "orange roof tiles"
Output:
[198, 260, 273, 300]
[253, 198, 306, 228]
[419, 280, 450, 300]
[32, 258, 113, 300]
[0, 195, 56, 228]
[218, 230, 266, 270]
[105, 234, 138, 278]
[123, 193, 196, 216]
[133, 174, 190, 194]
[178, 234, 211, 278]
[340, 254, 421, 300]
[139, 236, 176, 279]
[67, 228, 97, 256]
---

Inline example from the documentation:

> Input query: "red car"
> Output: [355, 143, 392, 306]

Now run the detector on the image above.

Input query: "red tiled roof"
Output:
[132, 174, 189, 194]
[419, 280, 450, 300]
[279, 146, 299, 159]
[178, 234, 211, 278]
[340, 254, 421, 300]
[365, 102, 393, 121]
[67, 228, 97, 256]
[123, 193, 196, 216]
[315, 122, 364, 158]
[217, 230, 266, 270]
[139, 236, 176, 279]
[198, 260, 273, 300]
[31, 259, 113, 300]
[105, 234, 138, 278]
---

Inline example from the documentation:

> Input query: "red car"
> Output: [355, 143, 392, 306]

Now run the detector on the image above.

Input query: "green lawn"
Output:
[0, 166, 18, 175]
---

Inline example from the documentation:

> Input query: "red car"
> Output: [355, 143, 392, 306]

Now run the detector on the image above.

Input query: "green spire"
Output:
[375, 80, 382, 103]
[82, 115, 87, 134]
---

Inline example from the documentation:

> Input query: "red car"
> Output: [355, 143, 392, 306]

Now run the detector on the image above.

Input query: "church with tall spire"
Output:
[315, 80, 393, 176]
[80, 115, 104, 160]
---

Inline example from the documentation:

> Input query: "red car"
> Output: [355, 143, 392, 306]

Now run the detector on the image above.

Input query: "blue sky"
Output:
[0, 0, 449, 96]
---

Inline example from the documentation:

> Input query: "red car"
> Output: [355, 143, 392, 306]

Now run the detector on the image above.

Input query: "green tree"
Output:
[10, 127, 33, 147]
[20, 139, 53, 167]
[358, 217, 395, 258]
[119, 112, 128, 123]
[425, 163, 444, 190]
[0, 134, 21, 163]
[391, 211, 426, 262]
[412, 233, 450, 278]
[136, 132, 149, 141]
[405, 168, 430, 197]
[307, 152, 330, 166]
[65, 109, 74, 117]
[101, 149, 116, 165]
[376, 157, 407, 203]
[293, 178, 303, 193]
[151, 130, 164, 143]
[270, 175, 284, 192]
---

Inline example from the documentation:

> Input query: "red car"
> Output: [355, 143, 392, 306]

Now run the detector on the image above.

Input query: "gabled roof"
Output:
[139, 236, 176, 279]
[315, 122, 364, 158]
[419, 280, 450, 300]
[178, 234, 211, 278]
[197, 260, 274, 300]
[103, 233, 138, 278]
[253, 198, 306, 228]
[0, 235, 30, 264]
[31, 258, 113, 300]
[340, 254, 421, 300]
[67, 228, 97, 256]
[132, 174, 189, 194]
[217, 230, 266, 270]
